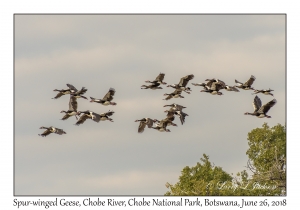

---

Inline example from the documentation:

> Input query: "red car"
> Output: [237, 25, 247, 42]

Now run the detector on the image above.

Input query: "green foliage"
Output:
[246, 123, 286, 195]
[165, 123, 286, 196]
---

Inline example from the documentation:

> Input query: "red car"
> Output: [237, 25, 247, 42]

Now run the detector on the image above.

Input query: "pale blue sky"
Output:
[14, 14, 285, 195]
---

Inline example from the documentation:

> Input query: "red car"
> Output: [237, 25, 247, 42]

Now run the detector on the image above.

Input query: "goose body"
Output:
[163, 89, 184, 100]
[167, 74, 194, 93]
[52, 89, 71, 99]
[39, 126, 66, 137]
[235, 75, 256, 90]
[141, 83, 163, 90]
[75, 110, 102, 125]
[135, 118, 156, 133]
[224, 85, 240, 92]
[145, 73, 167, 85]
[152, 120, 171, 132]
[244, 95, 277, 118]
[99, 110, 115, 122]
[200, 82, 224, 95]
[253, 88, 274, 96]
[90, 88, 117, 105]
[163, 103, 186, 111]
[60, 95, 79, 120]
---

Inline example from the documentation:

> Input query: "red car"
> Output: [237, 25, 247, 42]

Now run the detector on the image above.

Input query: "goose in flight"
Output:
[75, 110, 102, 125]
[252, 88, 274, 96]
[135, 118, 156, 133]
[165, 109, 188, 125]
[167, 74, 194, 93]
[163, 89, 184, 100]
[141, 83, 163, 90]
[90, 88, 117, 105]
[145, 73, 167, 85]
[200, 81, 224, 95]
[163, 103, 186, 111]
[152, 120, 171, 132]
[38, 126, 66, 137]
[224, 85, 240, 92]
[244, 95, 277, 118]
[60, 95, 80, 120]
[52, 89, 71, 99]
[235, 75, 256, 90]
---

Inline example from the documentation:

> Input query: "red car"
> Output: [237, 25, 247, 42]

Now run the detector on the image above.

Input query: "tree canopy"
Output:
[165, 123, 286, 196]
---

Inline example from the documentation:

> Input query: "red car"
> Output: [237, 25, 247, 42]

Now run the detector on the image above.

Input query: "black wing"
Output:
[54, 128, 66, 135]
[102, 88, 115, 101]
[101, 110, 115, 117]
[138, 122, 147, 133]
[146, 118, 154, 128]
[178, 74, 194, 87]
[155, 73, 165, 82]
[91, 112, 101, 122]
[75, 114, 90, 125]
[66, 84, 78, 93]
[244, 75, 256, 86]
[252, 95, 262, 112]
[39, 129, 52, 137]
[257, 99, 277, 114]
[69, 95, 78, 111]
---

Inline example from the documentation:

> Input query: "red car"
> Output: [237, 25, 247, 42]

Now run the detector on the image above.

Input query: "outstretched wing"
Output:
[76, 87, 88, 95]
[102, 88, 115, 101]
[230, 86, 239, 92]
[178, 74, 194, 87]
[75, 114, 90, 125]
[176, 110, 188, 125]
[253, 95, 262, 112]
[101, 110, 115, 117]
[39, 129, 51, 137]
[54, 128, 66, 135]
[210, 82, 224, 91]
[244, 75, 256, 86]
[66, 84, 78, 93]
[53, 92, 64, 99]
[91, 112, 101, 122]
[257, 99, 277, 114]
[61, 113, 71, 120]
[146, 118, 154, 128]
[138, 122, 147, 133]
[235, 79, 243, 86]
[155, 73, 165, 82]
[69, 95, 78, 111]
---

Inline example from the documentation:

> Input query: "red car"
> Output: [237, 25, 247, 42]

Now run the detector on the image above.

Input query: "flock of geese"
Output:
[38, 84, 116, 137]
[38, 73, 277, 137]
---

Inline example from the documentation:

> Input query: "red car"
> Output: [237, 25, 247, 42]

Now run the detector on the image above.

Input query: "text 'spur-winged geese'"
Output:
[135, 118, 155, 133]
[163, 89, 184, 100]
[252, 88, 274, 96]
[60, 95, 80, 120]
[145, 73, 167, 85]
[90, 88, 117, 105]
[75, 110, 101, 125]
[235, 75, 256, 90]
[167, 74, 194, 94]
[38, 126, 66, 137]
[244, 95, 277, 118]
